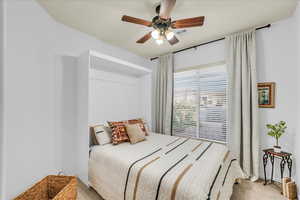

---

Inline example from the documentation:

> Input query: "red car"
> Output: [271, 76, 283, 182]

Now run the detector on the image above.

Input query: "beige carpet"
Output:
[77, 179, 285, 200]
[231, 180, 285, 200]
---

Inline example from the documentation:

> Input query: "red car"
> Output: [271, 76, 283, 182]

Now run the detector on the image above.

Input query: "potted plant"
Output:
[266, 121, 287, 153]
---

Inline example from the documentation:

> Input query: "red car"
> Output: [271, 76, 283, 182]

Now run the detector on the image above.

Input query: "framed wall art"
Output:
[258, 82, 275, 108]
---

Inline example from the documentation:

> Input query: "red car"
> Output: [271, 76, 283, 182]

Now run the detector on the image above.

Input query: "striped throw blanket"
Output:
[89, 133, 244, 200]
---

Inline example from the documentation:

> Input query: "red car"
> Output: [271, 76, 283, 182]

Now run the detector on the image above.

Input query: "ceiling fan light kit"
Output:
[121, 0, 205, 46]
[151, 29, 174, 44]
[166, 30, 175, 40]
[151, 29, 160, 40]
[156, 38, 164, 45]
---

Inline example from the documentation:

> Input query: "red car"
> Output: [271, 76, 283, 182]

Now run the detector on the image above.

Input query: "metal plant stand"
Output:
[262, 149, 292, 185]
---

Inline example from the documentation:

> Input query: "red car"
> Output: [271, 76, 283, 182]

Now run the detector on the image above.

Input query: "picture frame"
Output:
[258, 82, 275, 108]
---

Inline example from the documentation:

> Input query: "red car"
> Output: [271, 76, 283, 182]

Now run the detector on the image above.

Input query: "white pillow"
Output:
[93, 125, 112, 145]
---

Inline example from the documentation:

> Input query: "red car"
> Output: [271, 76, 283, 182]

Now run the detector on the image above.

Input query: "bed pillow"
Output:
[92, 125, 112, 145]
[125, 124, 146, 144]
[141, 119, 151, 134]
[108, 121, 130, 145]
[128, 118, 149, 136]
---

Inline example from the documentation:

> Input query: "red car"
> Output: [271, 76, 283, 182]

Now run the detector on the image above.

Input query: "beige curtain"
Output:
[151, 54, 174, 135]
[226, 30, 260, 180]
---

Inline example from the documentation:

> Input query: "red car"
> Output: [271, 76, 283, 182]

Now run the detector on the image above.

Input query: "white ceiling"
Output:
[37, 0, 298, 58]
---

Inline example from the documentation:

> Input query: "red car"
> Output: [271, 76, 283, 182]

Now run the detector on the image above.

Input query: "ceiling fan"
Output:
[121, 0, 205, 46]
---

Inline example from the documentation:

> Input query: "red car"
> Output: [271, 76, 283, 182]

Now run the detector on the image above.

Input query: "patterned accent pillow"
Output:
[92, 125, 112, 145]
[128, 118, 148, 136]
[125, 124, 146, 144]
[107, 121, 130, 145]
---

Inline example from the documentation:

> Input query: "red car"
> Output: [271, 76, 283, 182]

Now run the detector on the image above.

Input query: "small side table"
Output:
[262, 149, 292, 185]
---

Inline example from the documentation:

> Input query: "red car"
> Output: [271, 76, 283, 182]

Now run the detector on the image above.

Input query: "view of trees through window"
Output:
[172, 65, 227, 143]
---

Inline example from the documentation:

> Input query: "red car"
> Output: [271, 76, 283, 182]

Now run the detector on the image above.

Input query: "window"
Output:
[172, 64, 228, 143]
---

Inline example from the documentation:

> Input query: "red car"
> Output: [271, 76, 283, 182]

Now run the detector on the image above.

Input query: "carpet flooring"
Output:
[77, 179, 286, 200]
[231, 179, 285, 200]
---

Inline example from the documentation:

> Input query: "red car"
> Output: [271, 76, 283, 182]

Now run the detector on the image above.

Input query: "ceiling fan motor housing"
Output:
[152, 16, 171, 33]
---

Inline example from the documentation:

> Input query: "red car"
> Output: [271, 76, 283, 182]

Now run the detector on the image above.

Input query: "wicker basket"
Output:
[14, 175, 77, 200]
[286, 182, 297, 200]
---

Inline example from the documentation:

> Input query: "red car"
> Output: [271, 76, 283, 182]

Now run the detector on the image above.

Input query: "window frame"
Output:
[172, 61, 228, 144]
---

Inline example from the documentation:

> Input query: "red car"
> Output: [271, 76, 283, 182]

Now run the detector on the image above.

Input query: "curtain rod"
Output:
[150, 24, 271, 61]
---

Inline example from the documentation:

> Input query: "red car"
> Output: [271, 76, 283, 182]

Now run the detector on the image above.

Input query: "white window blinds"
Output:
[172, 64, 227, 143]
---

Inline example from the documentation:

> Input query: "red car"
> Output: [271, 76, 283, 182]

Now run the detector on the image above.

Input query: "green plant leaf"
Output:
[266, 121, 287, 140]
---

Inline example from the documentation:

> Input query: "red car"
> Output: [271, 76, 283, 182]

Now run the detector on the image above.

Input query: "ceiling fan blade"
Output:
[159, 0, 176, 19]
[172, 16, 205, 25]
[167, 35, 179, 45]
[136, 32, 152, 44]
[171, 23, 203, 29]
[121, 15, 152, 27]
[171, 16, 205, 28]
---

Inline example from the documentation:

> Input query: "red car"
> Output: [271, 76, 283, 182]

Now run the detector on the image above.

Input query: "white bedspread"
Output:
[89, 133, 244, 200]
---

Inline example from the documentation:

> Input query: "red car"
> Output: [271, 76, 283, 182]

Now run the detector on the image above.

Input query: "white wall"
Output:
[58, 55, 78, 177]
[75, 52, 90, 185]
[138, 74, 152, 127]
[1, 0, 152, 199]
[171, 12, 300, 182]
[256, 14, 298, 182]
[89, 69, 145, 125]
[0, 0, 4, 198]
[174, 40, 225, 71]
[295, 3, 300, 191]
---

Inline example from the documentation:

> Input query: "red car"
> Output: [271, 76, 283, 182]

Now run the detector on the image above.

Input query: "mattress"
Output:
[89, 133, 244, 200]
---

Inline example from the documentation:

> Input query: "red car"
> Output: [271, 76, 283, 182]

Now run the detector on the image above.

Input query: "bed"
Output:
[89, 133, 244, 200]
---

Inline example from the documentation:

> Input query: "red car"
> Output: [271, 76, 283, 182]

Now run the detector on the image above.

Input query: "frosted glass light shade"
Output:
[156, 38, 164, 45]
[166, 30, 175, 40]
[151, 30, 160, 39]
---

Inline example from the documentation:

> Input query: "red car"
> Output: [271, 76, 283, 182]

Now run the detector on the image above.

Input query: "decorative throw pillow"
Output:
[108, 121, 130, 145]
[128, 118, 148, 136]
[141, 119, 151, 134]
[90, 127, 99, 146]
[125, 124, 146, 144]
[92, 125, 112, 145]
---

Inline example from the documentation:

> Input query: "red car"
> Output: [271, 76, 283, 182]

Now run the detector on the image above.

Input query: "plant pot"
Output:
[274, 145, 282, 153]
